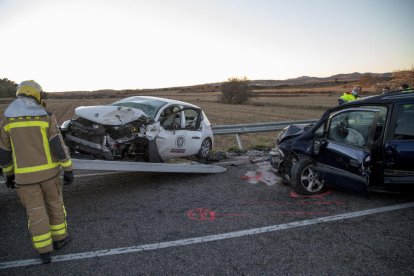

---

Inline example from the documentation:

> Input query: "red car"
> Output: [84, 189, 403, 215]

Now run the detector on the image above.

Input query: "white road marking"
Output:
[1, 202, 413, 269]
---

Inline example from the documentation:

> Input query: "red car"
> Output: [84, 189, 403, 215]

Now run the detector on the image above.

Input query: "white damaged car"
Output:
[60, 96, 214, 162]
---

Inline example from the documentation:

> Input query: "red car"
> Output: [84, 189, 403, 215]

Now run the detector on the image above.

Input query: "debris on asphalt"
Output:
[241, 160, 281, 186]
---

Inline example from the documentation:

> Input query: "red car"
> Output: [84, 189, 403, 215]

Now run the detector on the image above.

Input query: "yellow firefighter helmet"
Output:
[16, 80, 43, 103]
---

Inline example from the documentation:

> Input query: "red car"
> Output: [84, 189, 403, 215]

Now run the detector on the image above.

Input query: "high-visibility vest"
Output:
[0, 114, 72, 184]
[339, 93, 357, 103]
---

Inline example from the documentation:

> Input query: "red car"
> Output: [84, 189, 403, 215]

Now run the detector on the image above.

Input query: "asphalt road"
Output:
[1, 159, 414, 275]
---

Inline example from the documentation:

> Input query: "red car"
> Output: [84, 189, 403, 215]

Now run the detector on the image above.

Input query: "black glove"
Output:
[5, 174, 15, 189]
[63, 171, 74, 186]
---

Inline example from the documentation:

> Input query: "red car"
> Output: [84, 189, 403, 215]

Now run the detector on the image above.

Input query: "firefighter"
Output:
[0, 80, 74, 264]
[338, 86, 361, 105]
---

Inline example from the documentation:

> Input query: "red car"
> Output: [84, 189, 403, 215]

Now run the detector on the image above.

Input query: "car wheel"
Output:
[291, 159, 324, 195]
[197, 138, 212, 160]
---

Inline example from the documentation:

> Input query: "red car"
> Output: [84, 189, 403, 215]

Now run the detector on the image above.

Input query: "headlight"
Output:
[269, 147, 285, 170]
[276, 127, 288, 144]
[60, 120, 71, 131]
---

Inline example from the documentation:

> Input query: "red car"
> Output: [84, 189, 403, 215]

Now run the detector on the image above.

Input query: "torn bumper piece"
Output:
[65, 134, 114, 160]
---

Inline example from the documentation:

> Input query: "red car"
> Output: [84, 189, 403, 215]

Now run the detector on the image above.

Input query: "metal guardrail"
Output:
[72, 159, 226, 174]
[212, 119, 318, 149]
[212, 119, 318, 135]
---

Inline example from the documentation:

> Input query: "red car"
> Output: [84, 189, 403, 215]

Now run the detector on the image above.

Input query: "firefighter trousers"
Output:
[16, 175, 68, 254]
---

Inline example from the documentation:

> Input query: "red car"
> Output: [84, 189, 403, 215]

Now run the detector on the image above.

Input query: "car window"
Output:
[201, 111, 209, 125]
[394, 104, 414, 140]
[359, 105, 387, 142]
[110, 97, 167, 119]
[183, 109, 200, 130]
[359, 105, 387, 127]
[159, 106, 181, 129]
[313, 124, 324, 138]
[328, 110, 377, 148]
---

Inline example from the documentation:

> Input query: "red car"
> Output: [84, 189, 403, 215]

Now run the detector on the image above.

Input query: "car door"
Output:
[314, 108, 380, 194]
[383, 102, 414, 184]
[156, 106, 203, 159]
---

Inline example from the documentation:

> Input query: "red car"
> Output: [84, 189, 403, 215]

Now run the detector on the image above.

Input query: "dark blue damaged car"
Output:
[270, 91, 414, 195]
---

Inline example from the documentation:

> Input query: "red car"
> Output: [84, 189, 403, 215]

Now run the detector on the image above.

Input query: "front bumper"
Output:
[65, 134, 114, 160]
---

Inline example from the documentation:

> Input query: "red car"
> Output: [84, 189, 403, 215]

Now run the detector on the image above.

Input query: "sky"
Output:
[0, 0, 413, 92]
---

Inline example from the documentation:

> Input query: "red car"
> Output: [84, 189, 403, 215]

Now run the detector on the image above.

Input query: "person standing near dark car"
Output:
[338, 86, 361, 105]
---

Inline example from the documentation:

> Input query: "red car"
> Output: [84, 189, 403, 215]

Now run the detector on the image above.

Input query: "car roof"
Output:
[328, 91, 414, 113]
[377, 91, 414, 101]
[356, 91, 414, 103]
[123, 96, 201, 109]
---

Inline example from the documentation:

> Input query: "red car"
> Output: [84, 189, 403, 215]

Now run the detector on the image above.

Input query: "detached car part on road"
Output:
[60, 96, 213, 163]
[270, 91, 414, 195]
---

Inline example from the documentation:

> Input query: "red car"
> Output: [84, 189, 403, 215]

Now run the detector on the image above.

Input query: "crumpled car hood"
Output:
[278, 123, 313, 144]
[75, 105, 148, 125]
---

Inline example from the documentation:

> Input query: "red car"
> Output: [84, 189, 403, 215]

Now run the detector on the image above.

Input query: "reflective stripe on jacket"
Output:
[0, 113, 73, 184]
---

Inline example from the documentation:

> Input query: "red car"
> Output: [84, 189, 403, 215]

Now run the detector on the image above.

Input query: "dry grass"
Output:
[0, 89, 343, 151]
[2, 71, 411, 151]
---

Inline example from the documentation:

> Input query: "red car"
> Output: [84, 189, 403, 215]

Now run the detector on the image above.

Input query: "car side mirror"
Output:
[313, 139, 327, 155]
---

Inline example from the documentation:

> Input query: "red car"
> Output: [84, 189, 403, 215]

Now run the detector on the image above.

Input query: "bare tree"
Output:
[220, 77, 252, 104]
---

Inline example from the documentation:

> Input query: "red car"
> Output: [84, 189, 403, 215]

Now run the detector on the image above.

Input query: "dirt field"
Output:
[0, 90, 341, 151]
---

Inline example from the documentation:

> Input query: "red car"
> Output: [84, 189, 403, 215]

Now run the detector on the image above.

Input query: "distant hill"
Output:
[0, 71, 400, 97]
[249, 72, 393, 87]
[45, 72, 395, 94]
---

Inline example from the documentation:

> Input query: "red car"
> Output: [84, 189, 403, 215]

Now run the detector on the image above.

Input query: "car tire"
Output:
[291, 158, 325, 195]
[196, 138, 212, 160]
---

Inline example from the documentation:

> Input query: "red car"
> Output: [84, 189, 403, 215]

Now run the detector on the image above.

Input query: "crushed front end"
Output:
[269, 123, 314, 183]
[61, 108, 162, 162]
[269, 145, 297, 184]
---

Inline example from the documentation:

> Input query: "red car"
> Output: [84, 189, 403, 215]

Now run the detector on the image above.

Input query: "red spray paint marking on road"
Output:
[187, 208, 250, 221]
[187, 184, 346, 222]
[289, 190, 345, 205]
[298, 200, 345, 206]
[289, 190, 333, 199]
[187, 208, 216, 221]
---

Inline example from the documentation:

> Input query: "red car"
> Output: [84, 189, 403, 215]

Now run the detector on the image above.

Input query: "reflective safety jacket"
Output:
[338, 92, 357, 105]
[0, 98, 73, 184]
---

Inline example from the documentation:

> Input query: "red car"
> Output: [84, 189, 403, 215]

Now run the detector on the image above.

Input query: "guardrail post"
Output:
[236, 134, 244, 150]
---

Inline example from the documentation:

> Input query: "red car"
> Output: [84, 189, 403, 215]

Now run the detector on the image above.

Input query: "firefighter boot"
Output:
[39, 253, 51, 264]
[53, 236, 70, 251]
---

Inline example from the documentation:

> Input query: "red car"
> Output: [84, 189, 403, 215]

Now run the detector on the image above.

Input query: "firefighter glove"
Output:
[5, 174, 15, 189]
[63, 171, 74, 185]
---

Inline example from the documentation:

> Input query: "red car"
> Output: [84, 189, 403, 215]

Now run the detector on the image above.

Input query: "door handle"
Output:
[192, 136, 201, 139]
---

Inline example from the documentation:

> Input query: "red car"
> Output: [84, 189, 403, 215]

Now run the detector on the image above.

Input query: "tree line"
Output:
[0, 78, 17, 98]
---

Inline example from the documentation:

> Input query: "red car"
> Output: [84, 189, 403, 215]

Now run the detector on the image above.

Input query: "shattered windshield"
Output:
[110, 97, 168, 119]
